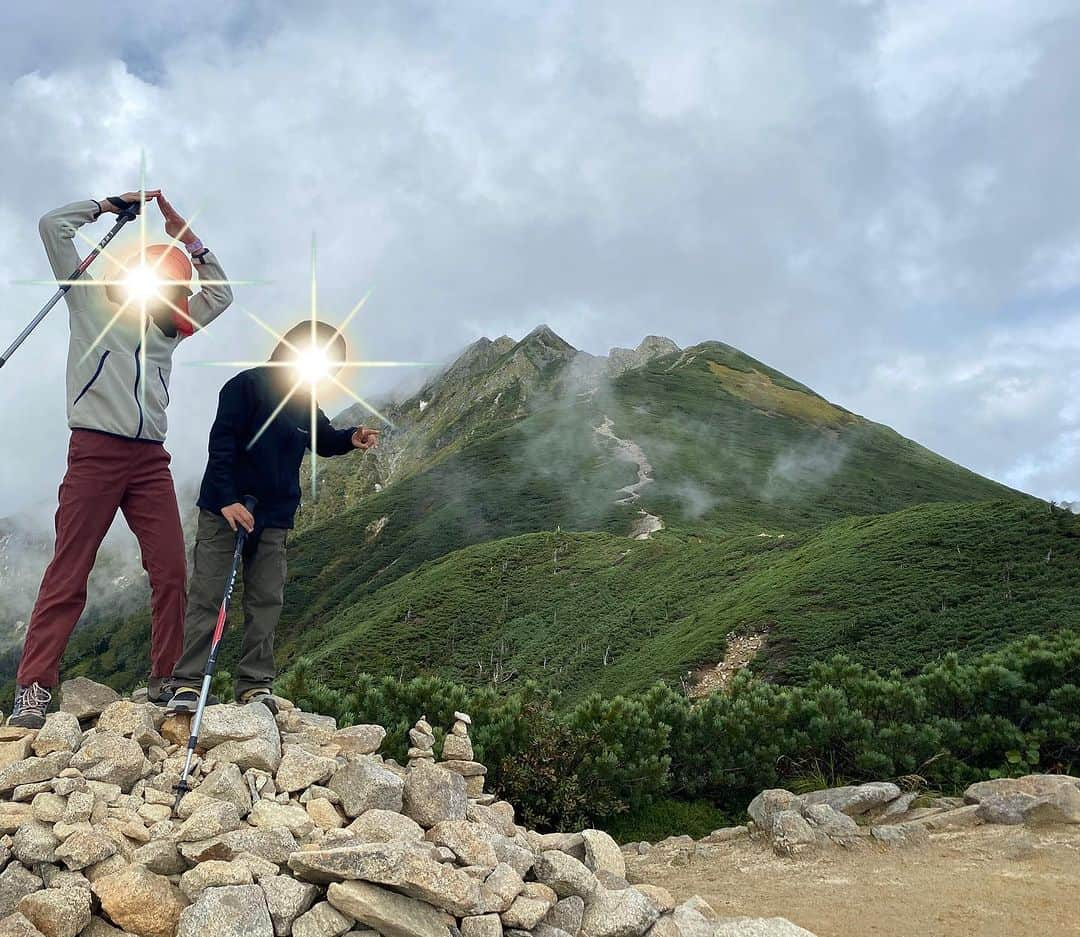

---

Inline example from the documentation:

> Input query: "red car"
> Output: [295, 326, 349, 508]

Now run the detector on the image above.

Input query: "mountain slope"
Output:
[271, 499, 1078, 700]
[46, 326, 1046, 699]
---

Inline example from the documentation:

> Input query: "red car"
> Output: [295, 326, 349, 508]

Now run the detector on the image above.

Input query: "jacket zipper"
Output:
[158, 367, 170, 406]
[133, 344, 144, 438]
[73, 350, 110, 406]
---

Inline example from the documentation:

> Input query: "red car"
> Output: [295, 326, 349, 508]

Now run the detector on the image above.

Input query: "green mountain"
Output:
[50, 325, 1070, 699]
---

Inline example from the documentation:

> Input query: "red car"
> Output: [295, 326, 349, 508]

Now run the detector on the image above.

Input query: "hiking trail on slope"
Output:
[594, 415, 664, 539]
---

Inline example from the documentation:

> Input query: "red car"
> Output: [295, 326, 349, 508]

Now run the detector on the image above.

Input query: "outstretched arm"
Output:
[311, 407, 380, 457]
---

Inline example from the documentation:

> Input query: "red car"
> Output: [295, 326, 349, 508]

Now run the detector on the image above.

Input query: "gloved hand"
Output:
[100, 190, 160, 217]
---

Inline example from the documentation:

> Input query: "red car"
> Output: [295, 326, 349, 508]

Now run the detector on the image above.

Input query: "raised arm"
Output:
[38, 201, 99, 283]
[39, 191, 159, 316]
[187, 250, 234, 331]
[157, 194, 233, 335]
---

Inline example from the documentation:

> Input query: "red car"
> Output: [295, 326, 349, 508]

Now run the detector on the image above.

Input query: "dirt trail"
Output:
[691, 631, 768, 697]
[594, 415, 664, 539]
[632, 825, 1080, 937]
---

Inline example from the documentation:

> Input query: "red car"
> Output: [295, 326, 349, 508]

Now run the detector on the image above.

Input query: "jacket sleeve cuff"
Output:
[218, 490, 241, 509]
[339, 427, 359, 455]
[73, 200, 104, 223]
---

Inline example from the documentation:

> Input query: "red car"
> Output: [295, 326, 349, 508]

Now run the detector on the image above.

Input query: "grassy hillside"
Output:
[280, 338, 1020, 631]
[246, 499, 1080, 701]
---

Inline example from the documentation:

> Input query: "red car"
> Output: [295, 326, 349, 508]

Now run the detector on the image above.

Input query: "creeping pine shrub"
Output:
[496, 704, 625, 832]
[567, 693, 672, 813]
[279, 630, 1080, 833]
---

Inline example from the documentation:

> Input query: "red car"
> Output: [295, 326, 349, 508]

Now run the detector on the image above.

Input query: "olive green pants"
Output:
[171, 509, 288, 698]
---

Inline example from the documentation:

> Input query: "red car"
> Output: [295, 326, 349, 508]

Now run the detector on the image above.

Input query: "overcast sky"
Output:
[2, 0, 1079, 522]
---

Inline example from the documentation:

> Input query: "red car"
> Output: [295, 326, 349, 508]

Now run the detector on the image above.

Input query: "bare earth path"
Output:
[633, 825, 1080, 936]
[594, 414, 664, 539]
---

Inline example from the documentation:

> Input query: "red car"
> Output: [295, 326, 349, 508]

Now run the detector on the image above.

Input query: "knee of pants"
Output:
[150, 566, 187, 595]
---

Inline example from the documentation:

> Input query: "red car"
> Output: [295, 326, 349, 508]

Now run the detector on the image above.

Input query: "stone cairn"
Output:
[0, 677, 757, 937]
[406, 718, 435, 768]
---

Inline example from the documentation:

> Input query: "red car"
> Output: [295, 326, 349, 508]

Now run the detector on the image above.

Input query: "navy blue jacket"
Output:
[197, 368, 356, 529]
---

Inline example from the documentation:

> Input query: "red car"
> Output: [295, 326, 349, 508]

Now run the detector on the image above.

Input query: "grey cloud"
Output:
[2, 0, 1080, 525]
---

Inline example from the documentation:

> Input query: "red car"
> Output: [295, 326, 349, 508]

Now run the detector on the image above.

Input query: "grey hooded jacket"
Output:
[40, 200, 233, 443]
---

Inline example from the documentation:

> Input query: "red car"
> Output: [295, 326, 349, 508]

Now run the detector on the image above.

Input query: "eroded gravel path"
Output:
[595, 415, 664, 539]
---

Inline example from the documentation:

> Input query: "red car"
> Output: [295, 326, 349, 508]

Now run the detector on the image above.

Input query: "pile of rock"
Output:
[438, 714, 488, 801]
[0, 678, 781, 937]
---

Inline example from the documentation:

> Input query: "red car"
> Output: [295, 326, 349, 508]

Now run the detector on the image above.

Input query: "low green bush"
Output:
[276, 630, 1080, 835]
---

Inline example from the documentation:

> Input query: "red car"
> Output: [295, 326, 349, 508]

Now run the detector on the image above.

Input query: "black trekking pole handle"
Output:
[0, 201, 141, 369]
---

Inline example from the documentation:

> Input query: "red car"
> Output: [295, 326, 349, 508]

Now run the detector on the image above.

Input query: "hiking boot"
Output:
[147, 676, 177, 707]
[165, 687, 218, 715]
[239, 688, 278, 715]
[8, 683, 52, 729]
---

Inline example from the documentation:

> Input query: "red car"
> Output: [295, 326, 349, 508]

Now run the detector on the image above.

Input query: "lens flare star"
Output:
[189, 235, 436, 499]
[124, 264, 164, 302]
[296, 346, 335, 385]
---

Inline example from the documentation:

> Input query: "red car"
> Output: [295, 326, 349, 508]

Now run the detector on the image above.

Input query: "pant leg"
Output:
[16, 432, 126, 688]
[235, 528, 288, 697]
[171, 510, 236, 687]
[119, 445, 188, 679]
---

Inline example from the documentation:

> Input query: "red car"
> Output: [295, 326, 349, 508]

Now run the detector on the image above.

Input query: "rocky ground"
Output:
[0, 678, 806, 937]
[624, 775, 1080, 936]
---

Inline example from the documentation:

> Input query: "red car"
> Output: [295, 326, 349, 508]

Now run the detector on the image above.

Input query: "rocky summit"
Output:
[0, 680, 808, 937]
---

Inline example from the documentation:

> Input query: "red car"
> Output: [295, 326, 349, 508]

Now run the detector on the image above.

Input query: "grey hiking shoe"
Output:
[239, 688, 279, 715]
[147, 676, 177, 707]
[9, 683, 52, 729]
[165, 687, 219, 715]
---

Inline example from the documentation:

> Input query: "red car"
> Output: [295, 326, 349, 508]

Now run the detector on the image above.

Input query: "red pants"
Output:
[17, 430, 187, 688]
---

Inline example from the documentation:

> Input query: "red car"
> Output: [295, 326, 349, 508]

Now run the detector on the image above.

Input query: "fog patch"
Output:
[669, 479, 722, 519]
[764, 439, 850, 501]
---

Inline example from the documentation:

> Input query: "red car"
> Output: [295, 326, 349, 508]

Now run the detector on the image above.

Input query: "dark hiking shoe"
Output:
[239, 688, 279, 715]
[9, 683, 52, 729]
[147, 676, 177, 707]
[165, 687, 218, 715]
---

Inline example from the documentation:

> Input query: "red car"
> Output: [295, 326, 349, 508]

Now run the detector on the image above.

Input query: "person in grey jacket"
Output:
[8, 190, 233, 728]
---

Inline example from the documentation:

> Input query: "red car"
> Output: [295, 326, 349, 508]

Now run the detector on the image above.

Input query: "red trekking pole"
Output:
[173, 495, 258, 812]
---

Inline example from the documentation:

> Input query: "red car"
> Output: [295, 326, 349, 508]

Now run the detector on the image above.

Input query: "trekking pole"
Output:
[0, 200, 141, 369]
[173, 495, 258, 813]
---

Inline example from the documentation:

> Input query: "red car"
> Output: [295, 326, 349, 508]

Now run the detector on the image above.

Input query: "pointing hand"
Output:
[353, 426, 380, 451]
